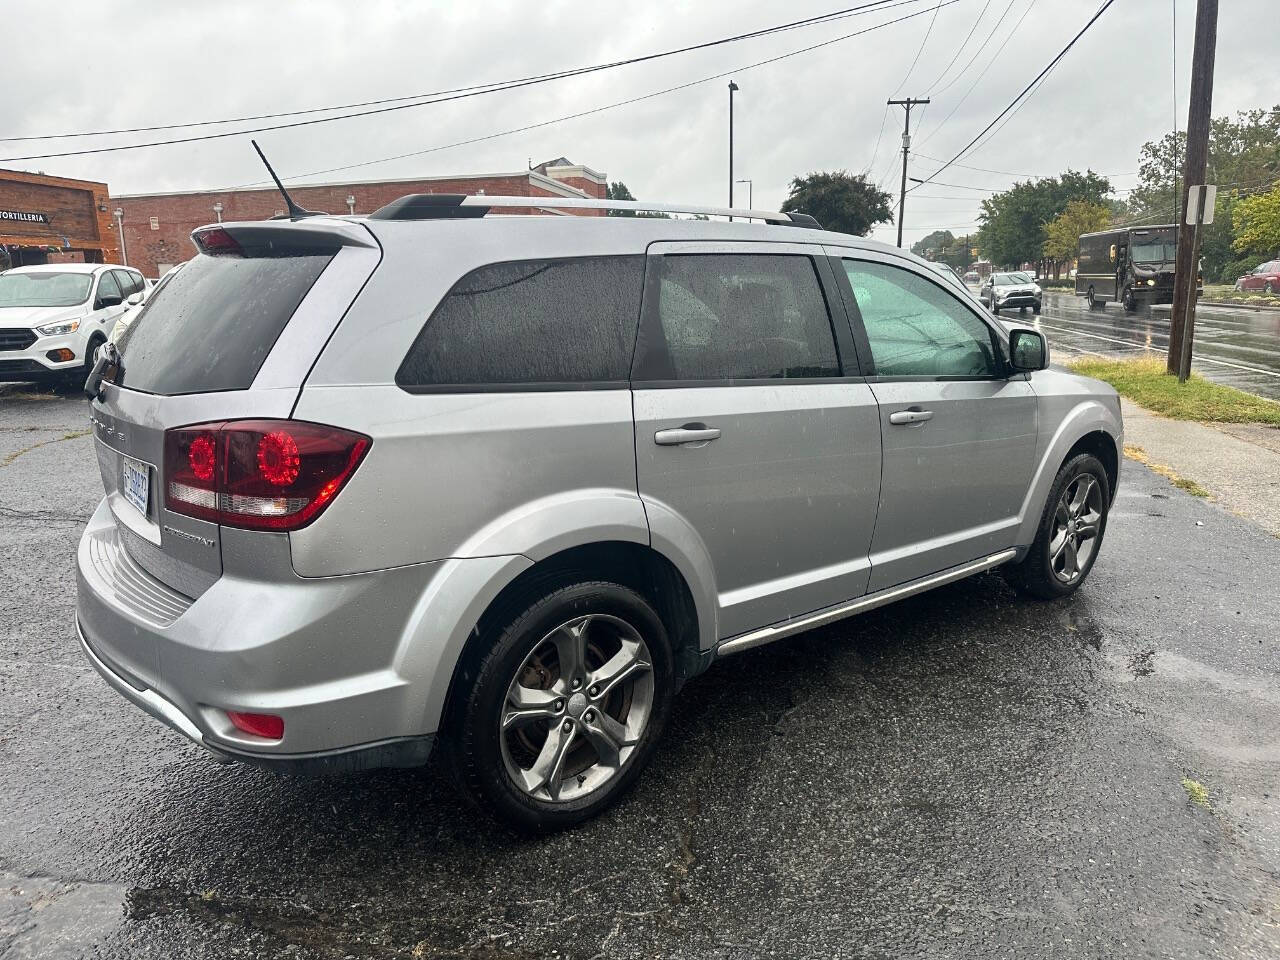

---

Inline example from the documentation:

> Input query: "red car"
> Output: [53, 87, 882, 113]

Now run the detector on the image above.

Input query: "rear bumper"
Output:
[75, 497, 525, 769]
[76, 617, 433, 773]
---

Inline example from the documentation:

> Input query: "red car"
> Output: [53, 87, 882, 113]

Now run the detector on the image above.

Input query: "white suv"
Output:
[0, 263, 147, 384]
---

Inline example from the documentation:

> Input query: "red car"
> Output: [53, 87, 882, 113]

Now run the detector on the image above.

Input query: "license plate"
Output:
[120, 455, 150, 517]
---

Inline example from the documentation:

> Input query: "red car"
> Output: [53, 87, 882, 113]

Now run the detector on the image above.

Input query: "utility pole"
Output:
[888, 97, 929, 248]
[1166, 0, 1218, 376]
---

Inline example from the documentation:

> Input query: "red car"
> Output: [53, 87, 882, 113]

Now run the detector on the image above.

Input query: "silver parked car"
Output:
[77, 196, 1122, 830]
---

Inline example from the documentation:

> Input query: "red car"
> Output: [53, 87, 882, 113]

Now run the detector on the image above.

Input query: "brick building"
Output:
[111, 158, 607, 278]
[0, 169, 120, 269]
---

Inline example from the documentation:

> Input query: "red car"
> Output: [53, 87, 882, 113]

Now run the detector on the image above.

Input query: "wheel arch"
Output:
[1015, 399, 1123, 547]
[436, 540, 708, 740]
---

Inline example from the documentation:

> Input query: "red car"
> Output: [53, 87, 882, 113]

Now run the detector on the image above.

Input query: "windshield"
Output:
[0, 272, 93, 307]
[1131, 241, 1175, 263]
[994, 272, 1032, 285]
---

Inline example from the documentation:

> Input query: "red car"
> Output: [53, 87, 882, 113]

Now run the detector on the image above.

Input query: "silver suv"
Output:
[76, 196, 1122, 830]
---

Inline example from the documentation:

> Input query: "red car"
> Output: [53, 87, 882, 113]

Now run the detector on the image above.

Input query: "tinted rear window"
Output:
[396, 256, 644, 390]
[116, 251, 333, 395]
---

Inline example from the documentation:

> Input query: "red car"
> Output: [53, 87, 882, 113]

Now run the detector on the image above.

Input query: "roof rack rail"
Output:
[366, 194, 822, 228]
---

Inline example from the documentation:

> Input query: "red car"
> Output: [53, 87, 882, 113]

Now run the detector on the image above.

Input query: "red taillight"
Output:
[192, 226, 243, 256]
[163, 420, 370, 531]
[226, 711, 284, 740]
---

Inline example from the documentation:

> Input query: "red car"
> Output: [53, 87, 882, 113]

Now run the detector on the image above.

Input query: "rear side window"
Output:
[116, 251, 333, 395]
[396, 256, 644, 390]
[636, 254, 840, 381]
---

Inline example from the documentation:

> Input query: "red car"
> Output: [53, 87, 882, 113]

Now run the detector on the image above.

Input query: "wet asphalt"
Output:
[2, 386, 1278, 959]
[999, 292, 1280, 401]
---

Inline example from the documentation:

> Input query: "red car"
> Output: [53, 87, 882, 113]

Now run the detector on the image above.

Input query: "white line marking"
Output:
[1037, 317, 1280, 379]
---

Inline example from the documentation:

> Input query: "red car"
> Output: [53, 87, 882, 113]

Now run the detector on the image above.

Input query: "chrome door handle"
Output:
[888, 409, 934, 425]
[654, 425, 721, 446]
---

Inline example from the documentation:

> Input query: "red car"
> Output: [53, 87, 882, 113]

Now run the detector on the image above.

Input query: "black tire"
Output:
[1032, 303, 1041, 315]
[64, 334, 104, 390]
[1086, 286, 1096, 309]
[1003, 452, 1111, 600]
[1122, 287, 1137, 313]
[445, 580, 674, 832]
[1018, 305, 1027, 315]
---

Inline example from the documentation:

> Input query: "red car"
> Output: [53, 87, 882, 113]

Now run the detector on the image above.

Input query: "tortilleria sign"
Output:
[0, 209, 50, 224]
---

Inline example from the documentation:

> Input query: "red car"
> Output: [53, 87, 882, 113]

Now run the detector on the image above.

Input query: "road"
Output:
[2, 389, 1279, 959]
[999, 292, 1280, 400]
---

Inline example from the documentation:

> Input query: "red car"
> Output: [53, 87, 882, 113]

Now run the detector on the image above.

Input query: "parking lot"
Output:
[2, 382, 1278, 959]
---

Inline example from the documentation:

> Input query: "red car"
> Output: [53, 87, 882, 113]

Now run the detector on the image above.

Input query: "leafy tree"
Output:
[1129, 108, 1280, 221]
[781, 171, 893, 236]
[911, 230, 955, 259]
[1043, 201, 1111, 262]
[604, 180, 673, 218]
[976, 170, 1112, 268]
[605, 181, 637, 216]
[1232, 183, 1280, 256]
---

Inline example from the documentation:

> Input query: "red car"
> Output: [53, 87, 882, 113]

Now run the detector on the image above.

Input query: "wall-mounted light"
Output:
[213, 201, 223, 223]
[346, 195, 356, 215]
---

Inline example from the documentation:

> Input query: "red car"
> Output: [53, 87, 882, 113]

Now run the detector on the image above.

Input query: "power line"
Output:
[1, 0, 917, 146]
[913, 0, 1118, 189]
[921, 0, 994, 93]
[926, 0, 1019, 97]
[914, 0, 1035, 149]
[911, 151, 1138, 179]
[0, 0, 931, 163]
[218, 1, 958, 190]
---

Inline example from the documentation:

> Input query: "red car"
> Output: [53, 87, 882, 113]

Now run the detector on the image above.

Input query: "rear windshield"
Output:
[115, 251, 333, 395]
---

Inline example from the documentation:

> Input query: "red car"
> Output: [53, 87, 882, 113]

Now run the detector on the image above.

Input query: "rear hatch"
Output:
[87, 219, 380, 599]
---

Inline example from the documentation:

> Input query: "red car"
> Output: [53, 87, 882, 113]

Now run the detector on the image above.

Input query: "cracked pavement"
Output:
[1, 383, 1278, 958]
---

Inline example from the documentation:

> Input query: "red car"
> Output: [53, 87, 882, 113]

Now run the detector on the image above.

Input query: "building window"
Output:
[149, 216, 159, 231]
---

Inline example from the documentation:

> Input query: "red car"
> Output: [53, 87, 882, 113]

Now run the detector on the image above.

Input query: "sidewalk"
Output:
[1121, 398, 1280, 536]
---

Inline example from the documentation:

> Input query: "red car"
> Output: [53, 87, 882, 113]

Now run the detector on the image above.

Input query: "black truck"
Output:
[1075, 224, 1197, 312]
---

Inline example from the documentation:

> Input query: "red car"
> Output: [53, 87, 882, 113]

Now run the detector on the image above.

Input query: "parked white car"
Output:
[109, 263, 181, 347]
[0, 263, 147, 383]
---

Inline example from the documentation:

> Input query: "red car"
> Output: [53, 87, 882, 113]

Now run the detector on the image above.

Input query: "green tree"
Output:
[1043, 201, 1111, 266]
[781, 171, 893, 236]
[977, 170, 1112, 269]
[605, 181, 636, 216]
[1129, 107, 1280, 221]
[911, 230, 955, 259]
[1232, 183, 1280, 255]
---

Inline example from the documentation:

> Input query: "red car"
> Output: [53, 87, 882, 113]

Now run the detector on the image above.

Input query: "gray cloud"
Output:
[3, 0, 1273, 248]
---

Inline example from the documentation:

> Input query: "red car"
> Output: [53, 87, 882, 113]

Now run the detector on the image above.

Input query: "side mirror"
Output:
[1008, 328, 1049, 372]
[96, 293, 123, 309]
[126, 292, 144, 306]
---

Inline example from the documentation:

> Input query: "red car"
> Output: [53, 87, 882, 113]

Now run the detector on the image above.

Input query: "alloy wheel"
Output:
[1049, 473, 1103, 584]
[500, 614, 654, 803]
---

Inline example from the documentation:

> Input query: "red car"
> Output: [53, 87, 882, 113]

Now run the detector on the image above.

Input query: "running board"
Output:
[715, 549, 1018, 657]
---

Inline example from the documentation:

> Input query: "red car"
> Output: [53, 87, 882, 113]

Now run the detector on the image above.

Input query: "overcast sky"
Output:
[4, 0, 1274, 249]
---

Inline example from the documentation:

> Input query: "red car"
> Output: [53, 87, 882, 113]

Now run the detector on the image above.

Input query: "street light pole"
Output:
[888, 97, 929, 248]
[112, 208, 128, 266]
[728, 81, 739, 218]
[735, 179, 753, 209]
